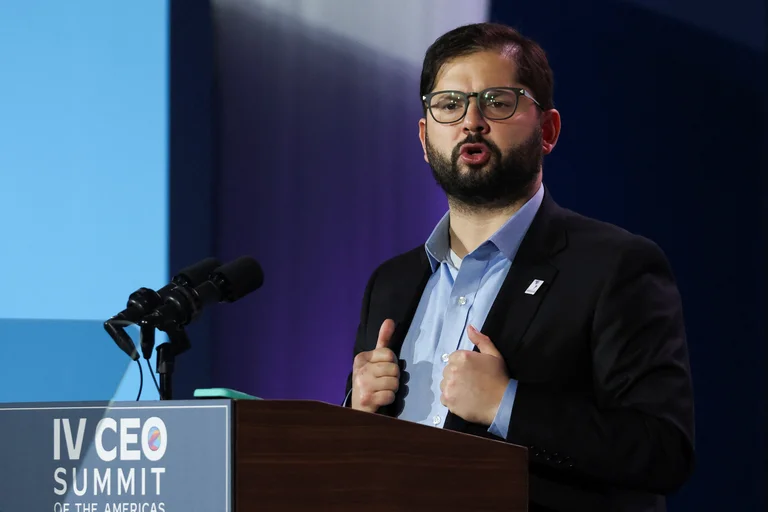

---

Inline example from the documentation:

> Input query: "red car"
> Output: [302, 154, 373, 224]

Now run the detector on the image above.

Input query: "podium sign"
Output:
[0, 400, 232, 512]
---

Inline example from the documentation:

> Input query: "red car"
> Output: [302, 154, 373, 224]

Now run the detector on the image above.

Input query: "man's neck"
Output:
[448, 181, 541, 259]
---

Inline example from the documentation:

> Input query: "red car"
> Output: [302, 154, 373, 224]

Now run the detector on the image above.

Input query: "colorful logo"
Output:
[147, 426, 162, 452]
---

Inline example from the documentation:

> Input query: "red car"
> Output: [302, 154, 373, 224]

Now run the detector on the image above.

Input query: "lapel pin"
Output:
[525, 279, 544, 295]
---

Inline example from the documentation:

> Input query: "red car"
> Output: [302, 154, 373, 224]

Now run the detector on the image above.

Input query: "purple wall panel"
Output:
[211, 2, 446, 401]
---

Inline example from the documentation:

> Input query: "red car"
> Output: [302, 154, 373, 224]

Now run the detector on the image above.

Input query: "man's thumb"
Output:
[468, 325, 502, 357]
[376, 319, 396, 349]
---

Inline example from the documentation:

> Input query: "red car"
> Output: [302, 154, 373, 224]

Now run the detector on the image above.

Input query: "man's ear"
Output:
[418, 118, 429, 163]
[541, 109, 561, 156]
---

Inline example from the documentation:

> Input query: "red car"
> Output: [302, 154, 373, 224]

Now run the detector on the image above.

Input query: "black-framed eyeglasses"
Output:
[422, 87, 542, 124]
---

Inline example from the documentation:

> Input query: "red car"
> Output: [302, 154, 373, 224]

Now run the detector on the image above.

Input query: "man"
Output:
[344, 22, 695, 512]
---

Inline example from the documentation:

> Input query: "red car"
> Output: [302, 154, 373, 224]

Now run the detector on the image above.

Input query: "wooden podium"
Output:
[0, 398, 528, 511]
[233, 399, 528, 511]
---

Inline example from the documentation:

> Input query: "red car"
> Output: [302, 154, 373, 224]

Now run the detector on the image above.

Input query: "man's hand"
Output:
[440, 325, 510, 425]
[351, 319, 399, 413]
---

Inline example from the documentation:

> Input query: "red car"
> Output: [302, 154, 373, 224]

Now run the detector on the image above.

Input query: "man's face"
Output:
[418, 50, 556, 210]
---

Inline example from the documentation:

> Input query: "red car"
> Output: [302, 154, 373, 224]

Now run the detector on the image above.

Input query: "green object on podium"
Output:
[194, 387, 262, 400]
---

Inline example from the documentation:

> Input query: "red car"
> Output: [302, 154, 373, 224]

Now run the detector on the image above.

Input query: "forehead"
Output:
[433, 49, 519, 91]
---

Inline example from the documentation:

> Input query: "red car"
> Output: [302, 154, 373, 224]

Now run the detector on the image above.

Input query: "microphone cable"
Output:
[146, 362, 160, 394]
[138, 323, 161, 395]
[110, 318, 151, 401]
[135, 359, 143, 401]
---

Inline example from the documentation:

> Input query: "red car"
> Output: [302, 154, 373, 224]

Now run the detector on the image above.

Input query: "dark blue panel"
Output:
[490, 1, 767, 510]
[168, 0, 216, 398]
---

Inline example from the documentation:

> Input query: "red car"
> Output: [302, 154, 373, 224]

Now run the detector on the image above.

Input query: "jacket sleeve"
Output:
[505, 236, 695, 494]
[343, 267, 379, 406]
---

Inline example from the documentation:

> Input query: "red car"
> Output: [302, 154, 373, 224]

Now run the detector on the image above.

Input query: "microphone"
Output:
[141, 256, 264, 331]
[104, 257, 222, 360]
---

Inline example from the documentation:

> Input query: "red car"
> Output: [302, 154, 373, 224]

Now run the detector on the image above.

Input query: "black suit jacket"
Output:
[345, 189, 695, 511]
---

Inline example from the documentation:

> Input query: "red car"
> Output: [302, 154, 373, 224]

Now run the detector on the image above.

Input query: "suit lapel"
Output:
[377, 248, 432, 418]
[382, 248, 432, 357]
[480, 189, 567, 357]
[480, 261, 558, 357]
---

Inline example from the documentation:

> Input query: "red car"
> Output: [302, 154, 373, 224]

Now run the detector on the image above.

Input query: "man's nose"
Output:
[463, 99, 490, 134]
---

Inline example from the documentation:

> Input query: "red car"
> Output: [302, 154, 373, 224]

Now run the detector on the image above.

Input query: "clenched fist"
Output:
[351, 319, 400, 413]
[440, 325, 509, 425]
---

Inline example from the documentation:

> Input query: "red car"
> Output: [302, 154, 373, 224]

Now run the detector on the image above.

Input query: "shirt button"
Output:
[458, 296, 467, 305]
[432, 415, 441, 425]
[441, 353, 449, 363]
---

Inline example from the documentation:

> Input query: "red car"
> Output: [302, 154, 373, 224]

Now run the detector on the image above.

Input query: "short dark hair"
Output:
[420, 23, 554, 113]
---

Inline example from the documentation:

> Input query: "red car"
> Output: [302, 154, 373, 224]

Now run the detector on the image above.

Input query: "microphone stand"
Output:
[155, 325, 191, 401]
[139, 320, 191, 401]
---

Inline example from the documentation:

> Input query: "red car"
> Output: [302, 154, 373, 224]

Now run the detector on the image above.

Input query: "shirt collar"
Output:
[424, 183, 545, 272]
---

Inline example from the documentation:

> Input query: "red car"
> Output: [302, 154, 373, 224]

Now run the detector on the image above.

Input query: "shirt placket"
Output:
[429, 255, 489, 427]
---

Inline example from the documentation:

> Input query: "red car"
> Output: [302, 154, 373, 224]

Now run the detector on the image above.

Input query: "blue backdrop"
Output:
[0, 0, 169, 402]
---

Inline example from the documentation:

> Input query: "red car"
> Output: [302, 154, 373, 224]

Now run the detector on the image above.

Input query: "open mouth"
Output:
[459, 143, 491, 165]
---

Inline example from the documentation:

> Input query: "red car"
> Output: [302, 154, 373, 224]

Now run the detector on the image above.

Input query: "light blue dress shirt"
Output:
[397, 184, 544, 438]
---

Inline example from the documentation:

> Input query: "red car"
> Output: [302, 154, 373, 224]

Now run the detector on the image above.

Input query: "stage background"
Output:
[186, 1, 765, 509]
[0, 1, 764, 510]
[485, 2, 766, 509]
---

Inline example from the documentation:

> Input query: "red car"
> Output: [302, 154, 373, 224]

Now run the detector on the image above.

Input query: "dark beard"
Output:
[425, 127, 542, 211]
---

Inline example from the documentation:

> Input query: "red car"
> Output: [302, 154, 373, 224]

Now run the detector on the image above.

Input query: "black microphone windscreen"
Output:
[216, 256, 264, 301]
[173, 257, 222, 287]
